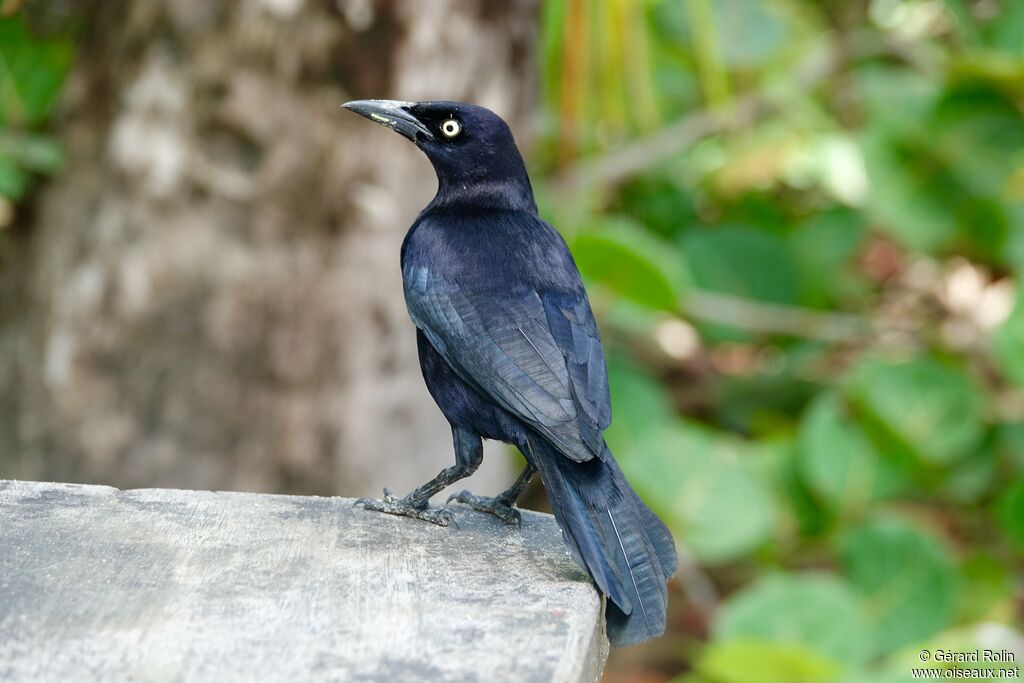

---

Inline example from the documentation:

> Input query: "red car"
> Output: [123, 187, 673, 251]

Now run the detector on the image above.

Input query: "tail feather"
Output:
[525, 434, 677, 647]
[626, 473, 678, 577]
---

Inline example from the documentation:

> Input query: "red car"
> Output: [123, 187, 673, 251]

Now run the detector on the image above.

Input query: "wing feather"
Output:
[405, 262, 610, 462]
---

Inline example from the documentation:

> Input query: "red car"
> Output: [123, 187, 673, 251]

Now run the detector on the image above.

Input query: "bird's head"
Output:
[342, 99, 535, 211]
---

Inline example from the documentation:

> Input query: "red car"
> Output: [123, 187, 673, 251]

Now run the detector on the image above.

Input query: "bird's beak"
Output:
[341, 99, 434, 142]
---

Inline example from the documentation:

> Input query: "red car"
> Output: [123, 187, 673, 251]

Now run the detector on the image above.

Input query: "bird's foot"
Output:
[446, 490, 521, 525]
[354, 489, 454, 527]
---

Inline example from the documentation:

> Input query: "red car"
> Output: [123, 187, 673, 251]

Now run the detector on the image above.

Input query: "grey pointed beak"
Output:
[341, 99, 434, 142]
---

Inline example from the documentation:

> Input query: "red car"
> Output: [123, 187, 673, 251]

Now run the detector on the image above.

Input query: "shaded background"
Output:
[1, 0, 1022, 680]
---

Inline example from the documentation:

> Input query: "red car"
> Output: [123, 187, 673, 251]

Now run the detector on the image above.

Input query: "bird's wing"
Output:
[404, 264, 611, 462]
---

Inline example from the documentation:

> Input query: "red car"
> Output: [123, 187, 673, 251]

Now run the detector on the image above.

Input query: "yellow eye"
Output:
[441, 119, 461, 138]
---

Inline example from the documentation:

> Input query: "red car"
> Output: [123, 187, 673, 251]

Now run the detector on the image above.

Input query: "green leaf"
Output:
[986, 0, 1024, 58]
[840, 518, 957, 653]
[797, 393, 906, 512]
[856, 68, 957, 253]
[859, 65, 1024, 258]
[789, 209, 867, 307]
[934, 85, 1024, 197]
[860, 126, 960, 253]
[711, 0, 789, 68]
[0, 155, 28, 199]
[778, 442, 832, 537]
[616, 175, 698, 240]
[572, 218, 688, 311]
[603, 357, 674, 456]
[698, 638, 841, 683]
[993, 283, 1024, 388]
[857, 66, 940, 127]
[683, 226, 800, 305]
[619, 422, 776, 563]
[846, 357, 984, 466]
[714, 573, 872, 667]
[0, 132, 63, 173]
[994, 422, 1024, 473]
[937, 444, 997, 504]
[956, 553, 1016, 622]
[0, 15, 74, 125]
[994, 477, 1024, 550]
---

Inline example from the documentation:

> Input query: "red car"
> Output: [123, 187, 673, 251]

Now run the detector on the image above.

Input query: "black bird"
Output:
[343, 99, 678, 646]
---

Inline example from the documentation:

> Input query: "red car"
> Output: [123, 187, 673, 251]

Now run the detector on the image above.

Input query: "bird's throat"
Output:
[429, 175, 537, 213]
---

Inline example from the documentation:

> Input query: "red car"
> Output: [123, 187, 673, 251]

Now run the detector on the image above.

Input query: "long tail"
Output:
[524, 434, 678, 646]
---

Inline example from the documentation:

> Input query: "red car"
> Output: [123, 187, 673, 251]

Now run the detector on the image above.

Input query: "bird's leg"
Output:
[447, 463, 537, 525]
[354, 428, 482, 527]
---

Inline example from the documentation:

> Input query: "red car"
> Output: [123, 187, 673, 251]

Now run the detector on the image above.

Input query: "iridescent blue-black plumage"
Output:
[345, 100, 678, 646]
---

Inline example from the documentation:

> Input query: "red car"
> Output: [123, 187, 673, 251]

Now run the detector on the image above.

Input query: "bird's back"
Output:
[402, 207, 583, 296]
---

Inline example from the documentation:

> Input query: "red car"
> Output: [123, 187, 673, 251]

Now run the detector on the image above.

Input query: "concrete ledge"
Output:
[0, 480, 607, 682]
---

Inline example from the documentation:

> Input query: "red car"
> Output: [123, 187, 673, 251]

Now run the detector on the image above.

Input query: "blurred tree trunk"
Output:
[0, 0, 538, 495]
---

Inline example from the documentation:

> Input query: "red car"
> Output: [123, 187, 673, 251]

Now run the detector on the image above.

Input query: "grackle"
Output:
[344, 100, 678, 646]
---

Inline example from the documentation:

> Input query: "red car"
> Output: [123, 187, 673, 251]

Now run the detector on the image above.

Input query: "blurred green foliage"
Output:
[0, 11, 72, 208]
[3, 0, 1020, 679]
[538, 0, 1023, 680]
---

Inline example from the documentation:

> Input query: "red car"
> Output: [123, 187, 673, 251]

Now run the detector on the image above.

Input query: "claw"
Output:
[355, 488, 391, 508]
[354, 489, 454, 527]
[447, 490, 521, 525]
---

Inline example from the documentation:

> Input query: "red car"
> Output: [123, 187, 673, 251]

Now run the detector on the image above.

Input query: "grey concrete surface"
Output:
[0, 480, 607, 683]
